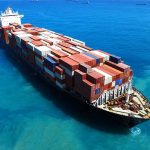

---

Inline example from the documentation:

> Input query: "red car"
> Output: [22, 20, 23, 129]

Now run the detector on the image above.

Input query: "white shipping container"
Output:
[93, 68, 112, 85]
[44, 67, 55, 78]
[50, 45, 61, 50]
[91, 51, 110, 61]
[76, 46, 89, 52]
[59, 49, 71, 56]
[70, 46, 83, 53]
[34, 46, 51, 56]
[49, 38, 60, 44]
[49, 33, 59, 38]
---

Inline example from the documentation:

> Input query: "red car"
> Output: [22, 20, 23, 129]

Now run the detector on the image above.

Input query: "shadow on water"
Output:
[3, 49, 130, 135]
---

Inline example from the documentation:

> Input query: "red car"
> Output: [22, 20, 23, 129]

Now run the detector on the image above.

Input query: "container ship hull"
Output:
[0, 7, 150, 128]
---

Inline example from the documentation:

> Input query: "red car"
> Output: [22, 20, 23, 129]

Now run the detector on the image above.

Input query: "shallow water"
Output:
[0, 0, 150, 150]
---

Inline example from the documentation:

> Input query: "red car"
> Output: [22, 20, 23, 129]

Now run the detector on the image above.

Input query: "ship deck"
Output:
[97, 87, 150, 119]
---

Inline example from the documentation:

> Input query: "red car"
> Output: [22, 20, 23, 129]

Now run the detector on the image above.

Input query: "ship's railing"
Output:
[132, 86, 149, 101]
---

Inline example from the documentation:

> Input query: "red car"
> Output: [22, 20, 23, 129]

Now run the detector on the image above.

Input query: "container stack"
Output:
[1, 22, 133, 104]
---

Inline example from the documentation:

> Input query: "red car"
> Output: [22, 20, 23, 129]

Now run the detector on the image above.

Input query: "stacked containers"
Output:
[74, 70, 86, 94]
[79, 63, 92, 73]
[44, 56, 58, 82]
[34, 46, 51, 70]
[55, 66, 65, 89]
[86, 71, 104, 100]
[92, 67, 112, 90]
[59, 57, 79, 89]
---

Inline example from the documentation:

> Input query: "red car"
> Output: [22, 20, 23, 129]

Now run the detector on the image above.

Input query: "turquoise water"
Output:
[0, 0, 150, 150]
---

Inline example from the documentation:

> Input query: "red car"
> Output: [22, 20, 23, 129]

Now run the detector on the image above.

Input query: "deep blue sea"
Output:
[0, 0, 150, 149]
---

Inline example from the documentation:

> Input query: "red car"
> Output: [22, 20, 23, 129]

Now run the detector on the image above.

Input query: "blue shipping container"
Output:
[95, 88, 101, 94]
[83, 52, 100, 64]
[44, 56, 58, 69]
[110, 55, 121, 64]
[115, 79, 122, 86]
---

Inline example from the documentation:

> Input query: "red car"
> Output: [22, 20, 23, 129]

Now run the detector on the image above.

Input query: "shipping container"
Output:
[79, 63, 92, 73]
[109, 55, 121, 64]
[23, 23, 32, 27]
[69, 53, 96, 67]
[105, 61, 130, 73]
[59, 57, 79, 76]
[87, 71, 104, 85]
[55, 66, 64, 75]
[83, 52, 100, 65]
[44, 56, 58, 71]
[58, 45, 78, 55]
[51, 49, 68, 58]
[93, 67, 112, 85]
[34, 45, 51, 56]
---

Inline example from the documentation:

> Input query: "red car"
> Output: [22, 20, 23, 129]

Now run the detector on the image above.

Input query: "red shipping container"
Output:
[65, 73, 74, 89]
[30, 36, 41, 41]
[77, 44, 92, 51]
[79, 63, 92, 73]
[23, 23, 32, 28]
[105, 61, 130, 73]
[58, 42, 72, 48]
[74, 70, 86, 81]
[57, 36, 71, 42]
[59, 57, 79, 71]
[58, 45, 78, 55]
[103, 83, 112, 91]
[35, 28, 45, 32]
[81, 80, 96, 102]
[69, 53, 96, 67]
[27, 30, 39, 35]
[32, 40, 45, 46]
[102, 65, 124, 80]
[43, 39, 53, 45]
[87, 71, 104, 85]
[51, 49, 68, 58]
[55, 66, 64, 75]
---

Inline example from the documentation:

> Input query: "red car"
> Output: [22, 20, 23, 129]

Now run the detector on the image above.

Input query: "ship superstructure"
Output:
[0, 7, 150, 127]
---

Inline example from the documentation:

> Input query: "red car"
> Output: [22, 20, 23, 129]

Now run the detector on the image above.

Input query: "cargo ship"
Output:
[0, 7, 150, 127]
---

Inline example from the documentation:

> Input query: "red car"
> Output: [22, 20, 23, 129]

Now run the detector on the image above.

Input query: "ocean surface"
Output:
[0, 0, 150, 150]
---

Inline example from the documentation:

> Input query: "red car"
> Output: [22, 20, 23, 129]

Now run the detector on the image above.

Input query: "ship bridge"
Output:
[0, 7, 24, 27]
